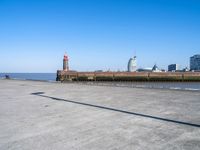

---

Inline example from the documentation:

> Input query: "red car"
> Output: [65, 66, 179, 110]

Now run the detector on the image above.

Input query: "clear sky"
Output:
[0, 0, 200, 72]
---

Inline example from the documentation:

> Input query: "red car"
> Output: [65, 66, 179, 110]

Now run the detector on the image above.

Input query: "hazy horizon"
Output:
[0, 0, 200, 73]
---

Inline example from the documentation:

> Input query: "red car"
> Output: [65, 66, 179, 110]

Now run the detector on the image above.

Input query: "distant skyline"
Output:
[0, 0, 200, 73]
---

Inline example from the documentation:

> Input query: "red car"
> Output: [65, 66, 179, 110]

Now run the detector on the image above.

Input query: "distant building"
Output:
[182, 67, 189, 72]
[168, 64, 180, 72]
[137, 68, 152, 72]
[190, 54, 200, 71]
[127, 56, 137, 72]
[137, 65, 162, 72]
[152, 64, 161, 72]
[161, 69, 166, 72]
[95, 70, 103, 72]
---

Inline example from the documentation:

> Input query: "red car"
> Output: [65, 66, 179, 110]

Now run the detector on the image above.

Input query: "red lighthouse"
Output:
[63, 53, 69, 71]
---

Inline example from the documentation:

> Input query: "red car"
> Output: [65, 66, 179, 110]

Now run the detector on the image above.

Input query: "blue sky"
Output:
[0, 0, 200, 72]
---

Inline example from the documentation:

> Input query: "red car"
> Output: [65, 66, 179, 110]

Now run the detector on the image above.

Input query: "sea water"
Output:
[0, 73, 56, 82]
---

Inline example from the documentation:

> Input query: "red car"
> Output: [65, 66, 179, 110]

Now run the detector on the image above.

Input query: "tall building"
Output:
[168, 64, 180, 72]
[63, 54, 69, 71]
[127, 56, 137, 72]
[190, 54, 200, 71]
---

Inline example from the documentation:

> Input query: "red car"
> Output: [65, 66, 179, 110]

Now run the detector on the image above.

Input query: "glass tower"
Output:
[190, 54, 200, 71]
[127, 56, 137, 72]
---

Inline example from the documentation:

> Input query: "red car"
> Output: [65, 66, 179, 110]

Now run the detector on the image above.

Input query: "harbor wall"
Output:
[56, 70, 200, 82]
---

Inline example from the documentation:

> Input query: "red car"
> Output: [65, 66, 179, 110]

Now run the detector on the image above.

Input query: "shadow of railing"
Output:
[31, 92, 200, 128]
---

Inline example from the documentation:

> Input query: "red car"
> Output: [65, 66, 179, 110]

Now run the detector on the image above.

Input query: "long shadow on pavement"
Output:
[31, 92, 200, 128]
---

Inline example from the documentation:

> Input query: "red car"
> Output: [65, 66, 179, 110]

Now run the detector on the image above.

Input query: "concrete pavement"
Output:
[0, 79, 200, 150]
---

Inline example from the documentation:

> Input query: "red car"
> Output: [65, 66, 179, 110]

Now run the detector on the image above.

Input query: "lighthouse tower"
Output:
[63, 54, 69, 71]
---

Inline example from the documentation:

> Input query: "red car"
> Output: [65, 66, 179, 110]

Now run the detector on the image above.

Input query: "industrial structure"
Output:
[57, 54, 200, 82]
[190, 54, 200, 71]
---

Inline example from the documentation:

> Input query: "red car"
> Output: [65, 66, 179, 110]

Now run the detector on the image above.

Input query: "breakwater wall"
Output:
[56, 70, 200, 82]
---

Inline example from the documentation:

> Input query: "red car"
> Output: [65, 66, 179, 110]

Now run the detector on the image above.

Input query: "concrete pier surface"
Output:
[0, 80, 200, 150]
